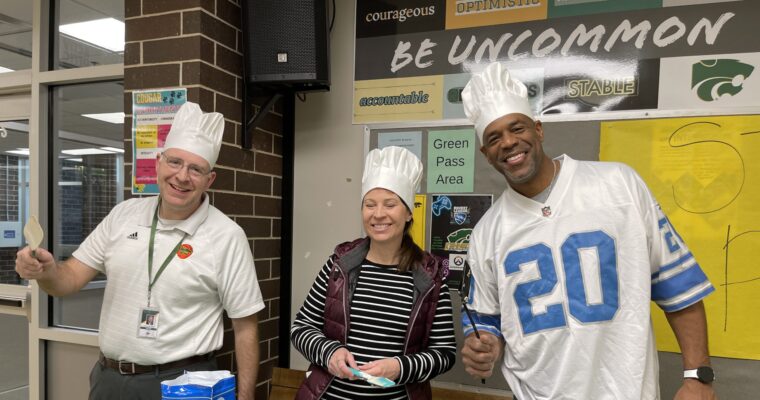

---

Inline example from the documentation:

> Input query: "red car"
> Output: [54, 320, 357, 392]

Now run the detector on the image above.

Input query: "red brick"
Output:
[211, 167, 234, 191]
[237, 216, 272, 238]
[186, 86, 214, 111]
[143, 36, 214, 64]
[255, 152, 282, 176]
[214, 192, 254, 215]
[125, 0, 140, 18]
[182, 62, 237, 97]
[272, 215, 281, 236]
[237, 171, 271, 195]
[216, 0, 242, 28]
[126, 13, 181, 42]
[124, 64, 180, 90]
[273, 134, 283, 156]
[258, 278, 279, 300]
[143, 0, 214, 15]
[254, 196, 281, 218]
[183, 10, 236, 49]
[254, 380, 270, 399]
[217, 143, 254, 170]
[215, 43, 242, 77]
[251, 129, 272, 153]
[215, 352, 233, 371]
[255, 259, 271, 280]
[124, 42, 140, 65]
[222, 120, 237, 144]
[216, 93, 242, 122]
[270, 259, 280, 278]
[257, 318, 278, 340]
[253, 238, 281, 259]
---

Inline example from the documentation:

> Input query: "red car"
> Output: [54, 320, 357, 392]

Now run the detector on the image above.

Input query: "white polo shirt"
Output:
[73, 195, 265, 364]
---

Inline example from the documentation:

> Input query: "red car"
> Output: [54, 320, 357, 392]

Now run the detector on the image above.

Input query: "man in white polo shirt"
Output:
[16, 102, 264, 400]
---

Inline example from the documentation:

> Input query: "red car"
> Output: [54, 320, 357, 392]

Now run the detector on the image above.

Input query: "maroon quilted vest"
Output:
[296, 237, 445, 400]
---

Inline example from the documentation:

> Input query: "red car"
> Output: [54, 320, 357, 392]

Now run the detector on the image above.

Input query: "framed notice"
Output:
[131, 88, 186, 194]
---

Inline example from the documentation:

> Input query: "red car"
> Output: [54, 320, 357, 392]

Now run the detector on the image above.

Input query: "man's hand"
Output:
[15, 246, 56, 280]
[674, 379, 717, 400]
[328, 347, 358, 379]
[15, 248, 97, 297]
[357, 358, 400, 381]
[461, 331, 502, 379]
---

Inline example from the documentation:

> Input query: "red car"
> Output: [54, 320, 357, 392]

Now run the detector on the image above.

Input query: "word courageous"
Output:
[390, 12, 735, 73]
[365, 6, 435, 23]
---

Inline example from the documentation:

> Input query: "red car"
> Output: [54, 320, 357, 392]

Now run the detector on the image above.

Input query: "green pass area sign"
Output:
[427, 129, 475, 193]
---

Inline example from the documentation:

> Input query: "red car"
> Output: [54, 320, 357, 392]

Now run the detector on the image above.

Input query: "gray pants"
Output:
[88, 357, 218, 400]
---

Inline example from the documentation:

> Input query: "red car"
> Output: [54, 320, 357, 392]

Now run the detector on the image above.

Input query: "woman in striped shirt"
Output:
[291, 146, 457, 400]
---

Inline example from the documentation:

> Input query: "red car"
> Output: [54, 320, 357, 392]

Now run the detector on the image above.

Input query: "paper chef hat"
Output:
[462, 62, 534, 145]
[361, 146, 423, 210]
[163, 102, 224, 168]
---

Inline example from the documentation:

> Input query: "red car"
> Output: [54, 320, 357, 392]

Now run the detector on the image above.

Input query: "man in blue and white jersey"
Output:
[459, 62, 718, 400]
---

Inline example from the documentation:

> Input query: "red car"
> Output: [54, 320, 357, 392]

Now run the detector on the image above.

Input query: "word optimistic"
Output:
[390, 12, 735, 73]
[358, 90, 429, 106]
[455, 0, 541, 16]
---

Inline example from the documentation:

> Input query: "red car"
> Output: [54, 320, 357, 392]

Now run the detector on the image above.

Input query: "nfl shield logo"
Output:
[541, 206, 552, 217]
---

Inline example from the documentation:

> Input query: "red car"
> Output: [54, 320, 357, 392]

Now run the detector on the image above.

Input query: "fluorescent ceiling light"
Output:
[66, 158, 83, 163]
[7, 148, 30, 156]
[101, 146, 124, 153]
[82, 112, 125, 124]
[60, 18, 125, 52]
[0, 66, 13, 73]
[62, 148, 116, 156]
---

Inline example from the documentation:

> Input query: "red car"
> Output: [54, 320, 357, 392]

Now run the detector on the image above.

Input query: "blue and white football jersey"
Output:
[464, 155, 714, 400]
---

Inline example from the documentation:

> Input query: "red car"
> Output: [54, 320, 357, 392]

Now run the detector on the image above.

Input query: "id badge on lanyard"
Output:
[138, 203, 187, 339]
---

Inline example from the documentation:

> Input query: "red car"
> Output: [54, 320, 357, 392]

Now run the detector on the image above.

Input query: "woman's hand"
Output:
[327, 348, 358, 379]
[357, 358, 401, 381]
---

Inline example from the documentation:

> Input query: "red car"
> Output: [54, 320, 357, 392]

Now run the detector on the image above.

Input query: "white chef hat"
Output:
[361, 146, 423, 210]
[462, 62, 534, 145]
[163, 102, 224, 168]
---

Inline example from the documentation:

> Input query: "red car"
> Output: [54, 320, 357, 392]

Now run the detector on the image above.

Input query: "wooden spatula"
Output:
[23, 215, 44, 257]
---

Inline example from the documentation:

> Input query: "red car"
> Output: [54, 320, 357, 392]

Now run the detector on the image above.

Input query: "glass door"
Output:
[0, 119, 31, 400]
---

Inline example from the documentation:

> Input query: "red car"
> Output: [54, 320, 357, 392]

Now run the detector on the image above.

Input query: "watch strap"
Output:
[683, 369, 699, 379]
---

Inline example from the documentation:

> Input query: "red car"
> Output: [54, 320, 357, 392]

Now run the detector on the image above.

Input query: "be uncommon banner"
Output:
[353, 0, 760, 124]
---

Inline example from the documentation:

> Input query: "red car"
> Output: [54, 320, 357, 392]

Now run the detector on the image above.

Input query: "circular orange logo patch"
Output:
[177, 244, 193, 259]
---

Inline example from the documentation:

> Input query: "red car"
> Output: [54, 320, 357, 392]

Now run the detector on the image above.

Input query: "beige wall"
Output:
[290, 0, 365, 370]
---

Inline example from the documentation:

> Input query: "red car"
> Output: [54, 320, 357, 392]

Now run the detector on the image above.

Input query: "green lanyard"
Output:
[147, 202, 188, 307]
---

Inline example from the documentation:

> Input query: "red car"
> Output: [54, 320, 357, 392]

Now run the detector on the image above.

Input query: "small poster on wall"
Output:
[429, 194, 492, 289]
[131, 88, 187, 194]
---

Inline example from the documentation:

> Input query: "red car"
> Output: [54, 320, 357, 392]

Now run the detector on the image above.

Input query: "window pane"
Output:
[0, 314, 29, 399]
[55, 0, 124, 69]
[0, 121, 29, 286]
[52, 81, 123, 329]
[0, 1, 33, 72]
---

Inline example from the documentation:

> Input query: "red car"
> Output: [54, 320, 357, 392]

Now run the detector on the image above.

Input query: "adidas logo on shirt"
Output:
[126, 232, 138, 240]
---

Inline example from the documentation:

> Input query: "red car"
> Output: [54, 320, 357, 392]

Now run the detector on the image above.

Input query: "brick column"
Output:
[124, 1, 283, 397]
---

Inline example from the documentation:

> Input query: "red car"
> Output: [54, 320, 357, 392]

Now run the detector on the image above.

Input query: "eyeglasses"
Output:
[160, 154, 211, 179]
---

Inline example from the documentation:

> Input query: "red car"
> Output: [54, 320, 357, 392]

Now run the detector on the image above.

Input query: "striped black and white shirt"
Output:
[291, 257, 457, 399]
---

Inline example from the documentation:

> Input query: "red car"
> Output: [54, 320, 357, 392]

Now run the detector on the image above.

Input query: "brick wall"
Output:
[124, 1, 284, 397]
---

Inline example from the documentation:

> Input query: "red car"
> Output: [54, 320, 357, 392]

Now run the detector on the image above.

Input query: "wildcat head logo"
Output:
[692, 59, 754, 102]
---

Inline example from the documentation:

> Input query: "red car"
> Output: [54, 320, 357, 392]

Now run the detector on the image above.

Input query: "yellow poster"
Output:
[411, 194, 427, 250]
[600, 116, 760, 360]
[354, 76, 444, 124]
[445, 0, 548, 30]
